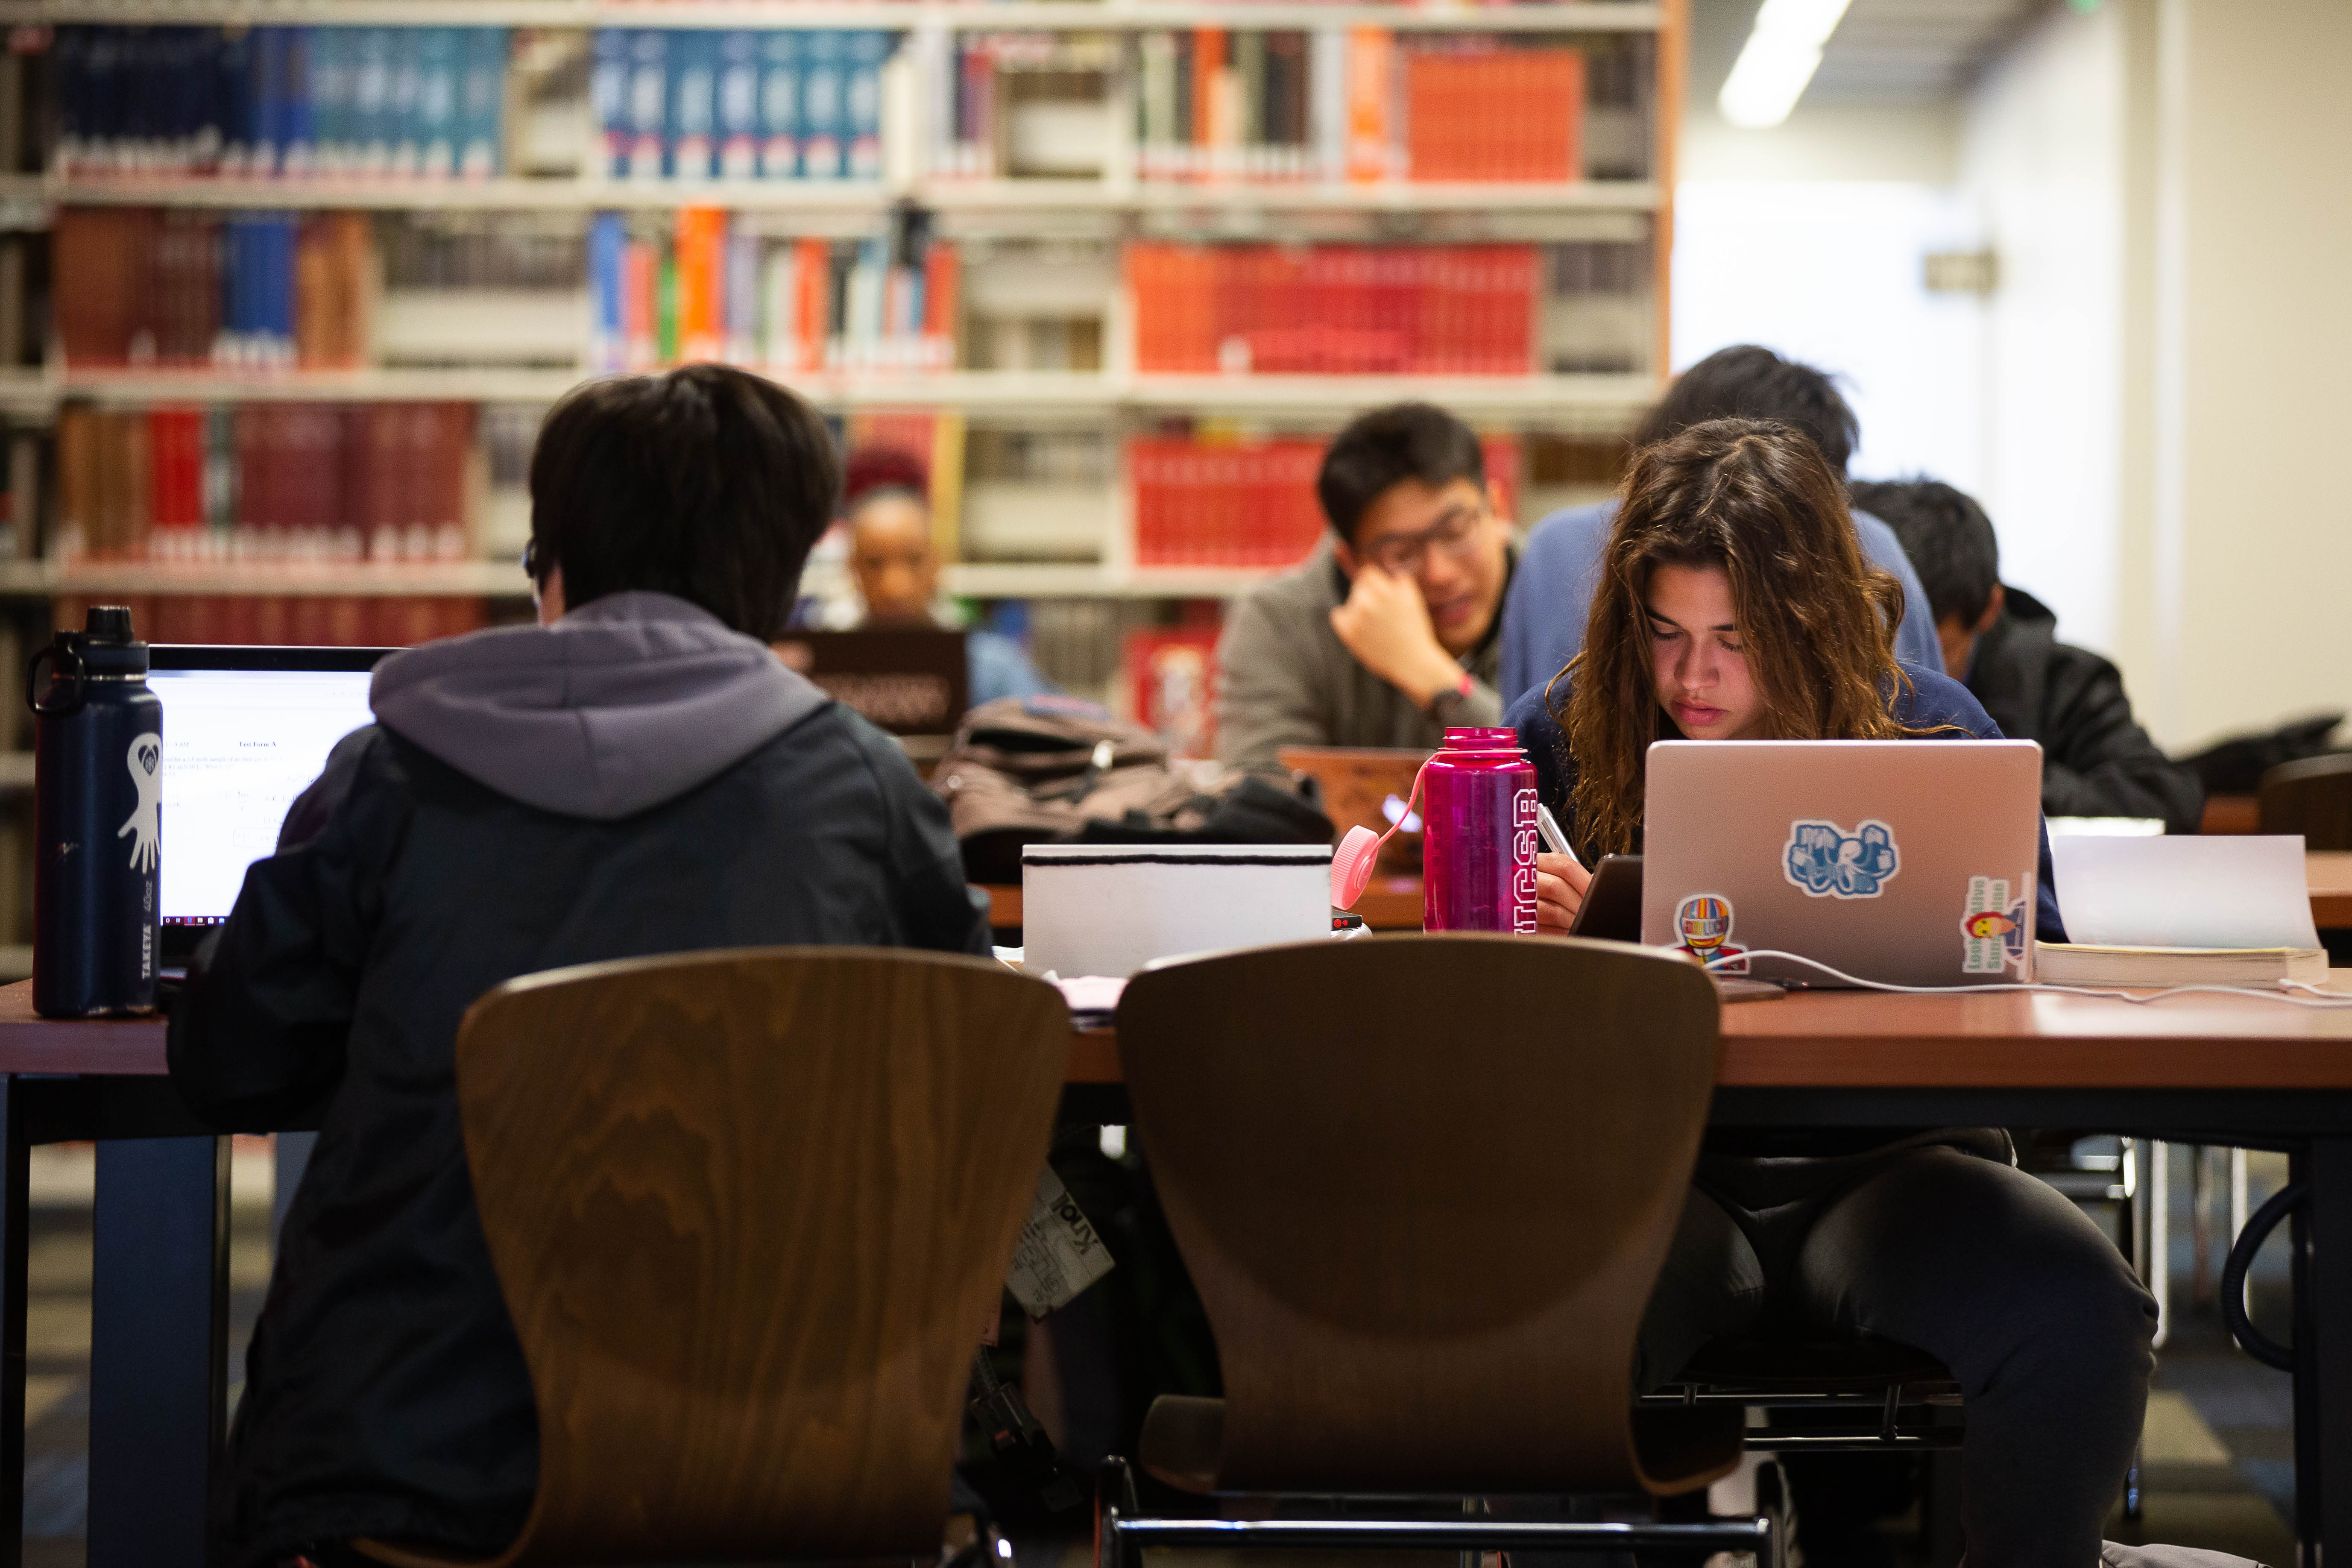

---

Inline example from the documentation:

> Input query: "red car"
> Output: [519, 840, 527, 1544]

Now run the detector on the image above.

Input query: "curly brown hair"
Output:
[1548, 418, 1919, 855]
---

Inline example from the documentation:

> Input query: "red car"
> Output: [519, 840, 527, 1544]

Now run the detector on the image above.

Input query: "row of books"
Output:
[52, 27, 511, 180]
[55, 208, 375, 369]
[1134, 31, 1580, 183]
[588, 210, 957, 372]
[1131, 430, 1519, 567]
[917, 32, 1119, 181]
[55, 403, 477, 564]
[1128, 241, 1539, 374]
[592, 30, 890, 183]
[52, 593, 493, 650]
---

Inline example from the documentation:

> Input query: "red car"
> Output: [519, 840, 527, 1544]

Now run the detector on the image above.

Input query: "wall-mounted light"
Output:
[1717, 0, 1855, 128]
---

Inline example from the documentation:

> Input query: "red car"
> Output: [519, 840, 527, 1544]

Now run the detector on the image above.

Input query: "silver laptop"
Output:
[1641, 739, 2044, 988]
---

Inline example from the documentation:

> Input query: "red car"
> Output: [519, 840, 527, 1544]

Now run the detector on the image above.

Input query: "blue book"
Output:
[459, 28, 506, 178]
[717, 31, 759, 180]
[669, 29, 718, 182]
[50, 28, 86, 173]
[416, 28, 458, 178]
[758, 32, 802, 180]
[81, 28, 120, 172]
[800, 31, 844, 180]
[352, 27, 390, 174]
[305, 27, 351, 174]
[626, 30, 667, 182]
[278, 29, 314, 176]
[249, 30, 287, 177]
[589, 211, 626, 371]
[846, 31, 886, 182]
[269, 217, 295, 357]
[212, 29, 251, 176]
[591, 30, 630, 179]
[389, 28, 422, 176]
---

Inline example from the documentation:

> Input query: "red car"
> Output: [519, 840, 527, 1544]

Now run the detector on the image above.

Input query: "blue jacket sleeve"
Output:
[1854, 509, 1945, 675]
[1498, 501, 1617, 710]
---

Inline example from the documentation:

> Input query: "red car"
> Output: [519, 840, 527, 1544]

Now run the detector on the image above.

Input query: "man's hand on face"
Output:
[1329, 563, 1469, 710]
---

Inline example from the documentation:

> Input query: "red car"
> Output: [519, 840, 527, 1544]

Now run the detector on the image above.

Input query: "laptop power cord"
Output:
[1702, 950, 2352, 1007]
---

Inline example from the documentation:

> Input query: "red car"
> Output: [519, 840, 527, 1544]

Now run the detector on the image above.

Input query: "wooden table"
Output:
[14, 978, 2352, 1568]
[991, 851, 2352, 935]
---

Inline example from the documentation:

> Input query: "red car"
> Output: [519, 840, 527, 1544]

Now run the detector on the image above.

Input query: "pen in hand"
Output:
[1536, 803, 1582, 870]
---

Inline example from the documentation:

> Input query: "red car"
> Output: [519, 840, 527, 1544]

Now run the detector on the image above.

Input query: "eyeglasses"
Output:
[523, 539, 541, 582]
[1359, 504, 1491, 577]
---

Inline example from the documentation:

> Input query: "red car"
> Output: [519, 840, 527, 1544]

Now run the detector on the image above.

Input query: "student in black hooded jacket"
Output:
[167, 366, 990, 1568]
[1853, 477, 2203, 833]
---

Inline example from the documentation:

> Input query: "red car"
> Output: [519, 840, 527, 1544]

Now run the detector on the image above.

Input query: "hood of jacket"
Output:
[369, 591, 829, 820]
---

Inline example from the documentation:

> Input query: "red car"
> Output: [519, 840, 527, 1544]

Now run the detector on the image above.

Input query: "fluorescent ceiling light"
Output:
[1717, 0, 1855, 128]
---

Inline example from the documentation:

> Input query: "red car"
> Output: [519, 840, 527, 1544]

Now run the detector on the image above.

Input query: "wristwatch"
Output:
[1426, 671, 1476, 727]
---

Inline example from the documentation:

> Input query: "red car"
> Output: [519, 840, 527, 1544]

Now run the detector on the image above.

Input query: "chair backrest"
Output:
[453, 947, 1068, 1567]
[2260, 753, 2352, 850]
[1115, 934, 1720, 1497]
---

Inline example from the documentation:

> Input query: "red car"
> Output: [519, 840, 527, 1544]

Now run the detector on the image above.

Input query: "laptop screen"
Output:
[149, 649, 389, 932]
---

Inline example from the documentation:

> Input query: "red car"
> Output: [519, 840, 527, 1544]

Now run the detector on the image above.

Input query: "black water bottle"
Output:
[29, 607, 163, 1018]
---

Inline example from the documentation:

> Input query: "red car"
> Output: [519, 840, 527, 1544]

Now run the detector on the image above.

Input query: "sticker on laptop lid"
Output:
[1673, 893, 1747, 975]
[1960, 876, 2030, 974]
[1784, 818, 1901, 899]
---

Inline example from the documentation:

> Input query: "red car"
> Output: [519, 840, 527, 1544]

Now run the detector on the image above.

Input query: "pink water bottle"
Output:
[1422, 727, 1538, 933]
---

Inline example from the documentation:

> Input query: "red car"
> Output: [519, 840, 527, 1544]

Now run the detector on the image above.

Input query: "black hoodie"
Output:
[1964, 585, 2204, 834]
[168, 593, 990, 1566]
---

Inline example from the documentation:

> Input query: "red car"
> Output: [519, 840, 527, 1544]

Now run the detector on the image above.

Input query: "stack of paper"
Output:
[2040, 836, 2324, 987]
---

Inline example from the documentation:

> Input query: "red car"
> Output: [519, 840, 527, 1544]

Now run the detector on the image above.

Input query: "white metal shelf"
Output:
[0, 558, 532, 595]
[23, 173, 1659, 214]
[49, 366, 1659, 415]
[0, 0, 1663, 30]
[0, 556, 1276, 599]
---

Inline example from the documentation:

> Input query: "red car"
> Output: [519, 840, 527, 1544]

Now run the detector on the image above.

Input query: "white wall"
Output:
[1961, 1, 2129, 657]
[2158, 0, 2352, 750]
[1672, 182, 1985, 489]
[1961, 0, 2352, 750]
[1673, 0, 1986, 495]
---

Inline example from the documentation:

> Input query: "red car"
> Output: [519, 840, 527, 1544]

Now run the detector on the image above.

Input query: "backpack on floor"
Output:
[931, 695, 1333, 884]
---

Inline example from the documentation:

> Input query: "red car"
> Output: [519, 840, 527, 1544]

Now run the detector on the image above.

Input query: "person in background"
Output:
[842, 447, 1055, 708]
[1508, 418, 2152, 1568]
[1853, 477, 2204, 833]
[1497, 345, 1941, 705]
[168, 367, 990, 1568]
[1216, 402, 1515, 776]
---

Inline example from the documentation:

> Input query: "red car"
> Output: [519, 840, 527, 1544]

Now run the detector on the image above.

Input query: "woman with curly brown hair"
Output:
[1502, 418, 2153, 1568]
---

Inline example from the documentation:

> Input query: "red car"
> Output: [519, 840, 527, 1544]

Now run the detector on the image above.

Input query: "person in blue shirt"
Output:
[842, 450, 1054, 709]
[1497, 344, 1940, 706]
[1506, 417, 2153, 1568]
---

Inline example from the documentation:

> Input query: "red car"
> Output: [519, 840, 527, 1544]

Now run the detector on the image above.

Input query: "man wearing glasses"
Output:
[1216, 402, 1516, 775]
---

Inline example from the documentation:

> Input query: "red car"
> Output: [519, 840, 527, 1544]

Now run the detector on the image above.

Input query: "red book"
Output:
[1126, 626, 1221, 758]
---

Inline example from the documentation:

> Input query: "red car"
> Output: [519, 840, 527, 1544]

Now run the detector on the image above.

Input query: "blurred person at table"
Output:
[1509, 416, 2156, 1568]
[1496, 344, 1941, 706]
[166, 366, 991, 1568]
[1854, 475, 2203, 834]
[839, 445, 1055, 708]
[1216, 402, 1517, 776]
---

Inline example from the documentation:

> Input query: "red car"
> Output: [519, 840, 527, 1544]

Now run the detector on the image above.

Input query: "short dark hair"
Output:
[1849, 477, 2001, 626]
[1635, 345, 1860, 475]
[528, 365, 840, 641]
[1316, 402, 1485, 542]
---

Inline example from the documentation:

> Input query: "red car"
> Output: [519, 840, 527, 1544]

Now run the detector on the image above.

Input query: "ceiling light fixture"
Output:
[1717, 0, 1856, 129]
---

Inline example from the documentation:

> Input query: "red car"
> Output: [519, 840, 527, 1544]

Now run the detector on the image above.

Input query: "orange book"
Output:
[922, 240, 960, 369]
[674, 206, 728, 364]
[1192, 30, 1224, 182]
[1345, 28, 1393, 183]
[794, 238, 831, 373]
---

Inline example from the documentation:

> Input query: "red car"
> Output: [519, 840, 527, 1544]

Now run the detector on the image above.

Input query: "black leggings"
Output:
[1637, 1142, 2159, 1568]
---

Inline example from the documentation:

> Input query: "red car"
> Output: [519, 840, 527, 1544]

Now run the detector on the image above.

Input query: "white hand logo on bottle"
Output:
[119, 733, 161, 874]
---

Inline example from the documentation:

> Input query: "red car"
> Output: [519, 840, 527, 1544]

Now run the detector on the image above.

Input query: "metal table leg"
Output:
[85, 1135, 228, 1568]
[2293, 1138, 2352, 1568]
[0, 1080, 25, 1568]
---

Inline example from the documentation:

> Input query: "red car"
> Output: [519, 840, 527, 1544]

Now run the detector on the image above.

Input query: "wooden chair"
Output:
[2260, 753, 2352, 850]
[355, 947, 1071, 1568]
[1103, 933, 1769, 1568]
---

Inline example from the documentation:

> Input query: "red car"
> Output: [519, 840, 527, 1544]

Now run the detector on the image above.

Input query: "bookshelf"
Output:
[0, 0, 1684, 959]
